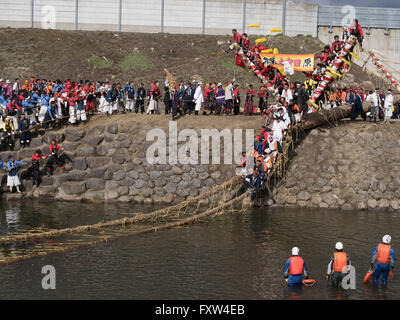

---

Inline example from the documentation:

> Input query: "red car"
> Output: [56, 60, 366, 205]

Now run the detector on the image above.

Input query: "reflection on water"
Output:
[0, 203, 398, 299]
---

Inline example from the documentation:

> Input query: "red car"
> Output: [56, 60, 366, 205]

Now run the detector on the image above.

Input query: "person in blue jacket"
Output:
[254, 135, 263, 155]
[0, 94, 8, 109]
[350, 92, 367, 121]
[371, 234, 395, 287]
[0, 160, 7, 170]
[18, 115, 31, 148]
[345, 89, 355, 105]
[38, 92, 50, 123]
[52, 80, 64, 94]
[6, 154, 27, 193]
[30, 89, 41, 105]
[243, 170, 262, 198]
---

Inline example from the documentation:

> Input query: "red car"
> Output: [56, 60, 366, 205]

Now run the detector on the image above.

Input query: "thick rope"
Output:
[0, 175, 242, 244]
[0, 190, 250, 265]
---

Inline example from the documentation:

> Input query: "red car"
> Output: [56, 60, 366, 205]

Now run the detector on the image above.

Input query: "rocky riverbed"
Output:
[270, 121, 400, 210]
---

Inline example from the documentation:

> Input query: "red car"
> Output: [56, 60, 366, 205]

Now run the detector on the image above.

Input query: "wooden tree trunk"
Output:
[302, 95, 400, 130]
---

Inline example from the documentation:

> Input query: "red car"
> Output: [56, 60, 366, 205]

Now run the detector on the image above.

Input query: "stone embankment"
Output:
[270, 121, 400, 210]
[0, 119, 245, 204]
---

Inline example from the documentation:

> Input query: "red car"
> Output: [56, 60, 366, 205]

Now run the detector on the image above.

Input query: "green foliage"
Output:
[119, 53, 152, 71]
[88, 56, 111, 69]
[216, 55, 242, 72]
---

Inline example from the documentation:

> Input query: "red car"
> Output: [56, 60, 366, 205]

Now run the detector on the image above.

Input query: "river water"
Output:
[0, 201, 398, 300]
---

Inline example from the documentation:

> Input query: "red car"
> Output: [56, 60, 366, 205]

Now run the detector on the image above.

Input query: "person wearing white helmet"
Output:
[371, 235, 395, 287]
[326, 242, 351, 287]
[284, 247, 308, 287]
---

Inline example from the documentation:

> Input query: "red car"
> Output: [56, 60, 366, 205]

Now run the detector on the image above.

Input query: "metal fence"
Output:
[0, 0, 307, 36]
[1, 1, 400, 35]
[318, 5, 400, 31]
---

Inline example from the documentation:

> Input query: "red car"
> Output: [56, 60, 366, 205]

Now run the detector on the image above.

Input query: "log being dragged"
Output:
[301, 102, 367, 130]
[302, 93, 400, 130]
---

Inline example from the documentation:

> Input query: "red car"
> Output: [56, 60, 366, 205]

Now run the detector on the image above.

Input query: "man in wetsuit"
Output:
[371, 235, 395, 287]
[326, 242, 351, 287]
[284, 247, 308, 286]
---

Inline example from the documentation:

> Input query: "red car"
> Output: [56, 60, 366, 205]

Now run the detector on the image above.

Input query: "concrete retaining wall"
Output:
[0, 0, 318, 36]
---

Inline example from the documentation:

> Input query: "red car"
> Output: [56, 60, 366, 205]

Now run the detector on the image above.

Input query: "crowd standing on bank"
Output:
[0, 19, 397, 193]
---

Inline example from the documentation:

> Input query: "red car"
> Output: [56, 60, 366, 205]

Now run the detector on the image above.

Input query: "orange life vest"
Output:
[261, 161, 268, 172]
[333, 252, 347, 272]
[288, 256, 304, 275]
[377, 244, 391, 264]
[264, 157, 272, 169]
[272, 140, 278, 151]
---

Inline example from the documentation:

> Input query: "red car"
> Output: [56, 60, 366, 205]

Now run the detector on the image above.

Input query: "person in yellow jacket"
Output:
[304, 79, 318, 95]
[2, 118, 15, 151]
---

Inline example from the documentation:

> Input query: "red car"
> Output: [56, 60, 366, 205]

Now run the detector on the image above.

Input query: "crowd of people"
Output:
[0, 18, 397, 195]
[0, 17, 395, 148]
[0, 138, 71, 193]
[232, 19, 398, 196]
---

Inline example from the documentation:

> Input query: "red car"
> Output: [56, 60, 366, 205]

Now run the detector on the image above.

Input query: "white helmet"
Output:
[335, 242, 343, 250]
[291, 247, 299, 256]
[383, 235, 392, 244]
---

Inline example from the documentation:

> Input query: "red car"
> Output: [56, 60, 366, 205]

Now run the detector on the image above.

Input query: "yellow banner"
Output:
[260, 53, 315, 72]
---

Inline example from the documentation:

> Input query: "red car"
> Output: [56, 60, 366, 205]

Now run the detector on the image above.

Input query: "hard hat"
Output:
[335, 242, 343, 250]
[383, 235, 392, 244]
[291, 247, 299, 256]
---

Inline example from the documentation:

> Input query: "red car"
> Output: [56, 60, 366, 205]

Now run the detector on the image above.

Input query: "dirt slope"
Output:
[0, 28, 381, 89]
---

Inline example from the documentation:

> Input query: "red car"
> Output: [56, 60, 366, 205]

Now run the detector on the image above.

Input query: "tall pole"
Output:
[161, 0, 165, 33]
[282, 0, 286, 35]
[75, 0, 78, 30]
[31, 0, 34, 28]
[242, 0, 247, 34]
[202, 0, 206, 35]
[118, 0, 122, 32]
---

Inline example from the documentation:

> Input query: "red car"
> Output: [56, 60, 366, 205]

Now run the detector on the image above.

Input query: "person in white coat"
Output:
[366, 89, 380, 122]
[194, 82, 204, 115]
[384, 89, 393, 123]
[224, 81, 234, 114]
[271, 116, 285, 143]
[282, 85, 293, 103]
